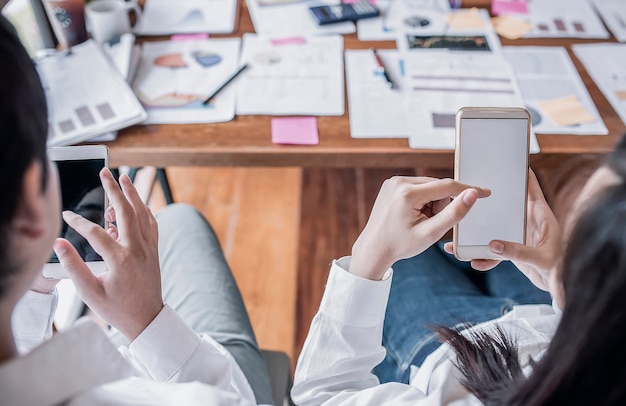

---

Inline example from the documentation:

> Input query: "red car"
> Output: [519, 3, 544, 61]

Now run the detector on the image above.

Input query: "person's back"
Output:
[0, 15, 272, 405]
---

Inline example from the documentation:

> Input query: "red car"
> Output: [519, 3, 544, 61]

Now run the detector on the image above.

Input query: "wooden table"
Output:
[106, 1, 626, 170]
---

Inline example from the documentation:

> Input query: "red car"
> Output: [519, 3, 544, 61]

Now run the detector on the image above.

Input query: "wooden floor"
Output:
[146, 159, 603, 373]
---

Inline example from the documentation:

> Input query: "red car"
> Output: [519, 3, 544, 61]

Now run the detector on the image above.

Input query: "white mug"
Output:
[85, 0, 141, 44]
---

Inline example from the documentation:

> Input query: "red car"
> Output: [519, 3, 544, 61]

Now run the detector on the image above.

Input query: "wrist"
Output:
[122, 302, 165, 341]
[349, 251, 391, 281]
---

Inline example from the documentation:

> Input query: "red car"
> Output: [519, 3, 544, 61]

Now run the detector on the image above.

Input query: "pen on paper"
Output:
[370, 48, 394, 89]
[202, 63, 250, 105]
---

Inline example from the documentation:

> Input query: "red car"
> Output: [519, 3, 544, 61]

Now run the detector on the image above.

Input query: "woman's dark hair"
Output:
[439, 135, 626, 405]
[0, 16, 49, 297]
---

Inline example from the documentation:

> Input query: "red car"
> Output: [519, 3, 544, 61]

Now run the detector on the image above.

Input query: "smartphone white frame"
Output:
[43, 145, 109, 279]
[453, 107, 530, 261]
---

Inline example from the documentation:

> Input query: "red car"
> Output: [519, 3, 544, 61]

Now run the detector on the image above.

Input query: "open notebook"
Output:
[35, 39, 147, 147]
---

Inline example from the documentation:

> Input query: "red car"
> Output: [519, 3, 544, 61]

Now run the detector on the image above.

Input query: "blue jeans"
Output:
[372, 242, 552, 384]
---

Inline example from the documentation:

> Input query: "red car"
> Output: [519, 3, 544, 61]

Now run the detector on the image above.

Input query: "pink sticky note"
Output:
[491, 0, 528, 15]
[171, 33, 210, 41]
[271, 117, 319, 145]
[270, 37, 307, 46]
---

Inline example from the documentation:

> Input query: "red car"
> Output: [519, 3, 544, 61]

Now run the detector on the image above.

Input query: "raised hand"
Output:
[53, 168, 163, 341]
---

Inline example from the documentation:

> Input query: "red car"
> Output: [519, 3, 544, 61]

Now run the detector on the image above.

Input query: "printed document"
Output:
[499, 0, 609, 39]
[247, 0, 355, 37]
[236, 34, 344, 115]
[395, 8, 502, 54]
[357, 0, 449, 41]
[134, 0, 237, 35]
[405, 51, 539, 152]
[573, 43, 626, 126]
[132, 38, 241, 124]
[345, 49, 408, 138]
[35, 40, 146, 147]
[503, 46, 607, 135]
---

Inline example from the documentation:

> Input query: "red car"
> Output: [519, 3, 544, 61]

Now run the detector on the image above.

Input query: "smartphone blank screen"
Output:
[48, 159, 105, 264]
[457, 118, 528, 247]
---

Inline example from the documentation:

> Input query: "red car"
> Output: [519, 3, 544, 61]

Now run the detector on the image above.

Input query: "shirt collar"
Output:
[0, 317, 136, 406]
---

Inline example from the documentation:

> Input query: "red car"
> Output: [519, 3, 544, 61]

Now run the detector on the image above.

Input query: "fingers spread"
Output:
[118, 173, 153, 241]
[99, 168, 137, 242]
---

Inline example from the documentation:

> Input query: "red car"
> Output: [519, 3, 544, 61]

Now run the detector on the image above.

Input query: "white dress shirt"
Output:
[3, 289, 259, 406]
[292, 257, 561, 405]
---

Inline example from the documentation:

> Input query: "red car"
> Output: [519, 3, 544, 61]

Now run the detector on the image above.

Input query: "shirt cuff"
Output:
[319, 256, 393, 328]
[129, 305, 202, 381]
[12, 289, 58, 354]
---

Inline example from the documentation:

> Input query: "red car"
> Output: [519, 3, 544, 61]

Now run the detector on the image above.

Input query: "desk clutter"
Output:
[8, 0, 626, 147]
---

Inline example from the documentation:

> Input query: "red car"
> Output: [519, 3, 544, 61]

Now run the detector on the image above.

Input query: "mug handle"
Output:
[125, 0, 142, 25]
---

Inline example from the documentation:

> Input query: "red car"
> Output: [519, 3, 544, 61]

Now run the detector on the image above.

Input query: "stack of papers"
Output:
[404, 52, 540, 152]
[236, 34, 344, 116]
[132, 38, 242, 124]
[35, 40, 147, 147]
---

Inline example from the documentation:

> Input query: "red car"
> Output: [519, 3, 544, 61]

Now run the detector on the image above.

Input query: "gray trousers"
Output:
[109, 203, 273, 404]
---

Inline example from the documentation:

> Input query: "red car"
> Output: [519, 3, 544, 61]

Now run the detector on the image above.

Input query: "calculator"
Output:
[309, 1, 380, 25]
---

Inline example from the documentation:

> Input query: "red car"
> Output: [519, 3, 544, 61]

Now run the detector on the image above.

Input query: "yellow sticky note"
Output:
[492, 15, 533, 40]
[537, 95, 596, 127]
[446, 8, 486, 31]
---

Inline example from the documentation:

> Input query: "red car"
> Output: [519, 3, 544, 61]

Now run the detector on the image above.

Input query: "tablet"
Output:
[43, 145, 109, 279]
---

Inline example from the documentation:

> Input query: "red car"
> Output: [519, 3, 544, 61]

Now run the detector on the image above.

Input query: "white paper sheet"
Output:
[236, 34, 344, 115]
[35, 40, 147, 147]
[395, 8, 502, 54]
[591, 0, 626, 42]
[573, 43, 626, 126]
[405, 51, 540, 153]
[346, 49, 408, 138]
[134, 0, 237, 35]
[247, 0, 355, 36]
[356, 0, 449, 41]
[503, 46, 607, 135]
[499, 0, 609, 39]
[132, 38, 241, 124]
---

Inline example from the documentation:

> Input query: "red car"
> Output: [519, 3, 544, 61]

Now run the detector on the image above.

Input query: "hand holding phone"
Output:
[43, 145, 109, 279]
[453, 107, 530, 261]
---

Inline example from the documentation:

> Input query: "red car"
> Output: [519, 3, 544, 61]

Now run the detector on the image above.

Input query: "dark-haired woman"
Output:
[292, 137, 626, 405]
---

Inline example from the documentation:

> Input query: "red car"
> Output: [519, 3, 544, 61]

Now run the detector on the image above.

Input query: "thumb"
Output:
[53, 238, 102, 303]
[488, 240, 535, 264]
[421, 189, 478, 238]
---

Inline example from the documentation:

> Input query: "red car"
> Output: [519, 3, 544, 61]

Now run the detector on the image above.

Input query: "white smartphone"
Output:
[43, 145, 109, 279]
[453, 107, 530, 261]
